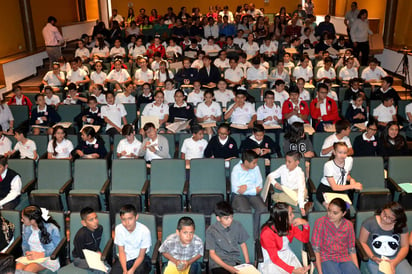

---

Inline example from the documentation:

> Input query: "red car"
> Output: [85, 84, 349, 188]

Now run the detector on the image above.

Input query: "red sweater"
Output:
[310, 97, 340, 124]
[282, 99, 310, 123]
[8, 95, 33, 110]
[260, 224, 310, 273]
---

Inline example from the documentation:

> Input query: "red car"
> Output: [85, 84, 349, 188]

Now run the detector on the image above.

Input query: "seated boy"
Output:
[181, 124, 208, 161]
[0, 156, 22, 209]
[30, 93, 61, 135]
[231, 150, 267, 238]
[0, 126, 12, 156]
[63, 83, 87, 105]
[112, 204, 152, 274]
[159, 217, 203, 274]
[373, 94, 397, 129]
[74, 97, 105, 130]
[224, 88, 256, 134]
[204, 123, 239, 161]
[320, 119, 353, 157]
[240, 124, 277, 159]
[361, 58, 387, 84]
[206, 201, 250, 274]
[72, 207, 108, 273]
[370, 76, 401, 105]
[267, 151, 309, 216]
[7, 85, 33, 110]
[282, 87, 310, 125]
[10, 128, 38, 160]
[138, 122, 171, 162]
[257, 90, 283, 128]
[310, 83, 340, 132]
[101, 91, 127, 136]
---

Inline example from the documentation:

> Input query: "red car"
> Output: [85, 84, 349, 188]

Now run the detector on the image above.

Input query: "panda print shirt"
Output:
[362, 216, 408, 259]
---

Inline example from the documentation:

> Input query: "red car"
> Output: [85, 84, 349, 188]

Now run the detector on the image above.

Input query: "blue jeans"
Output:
[321, 260, 360, 274]
[367, 259, 412, 273]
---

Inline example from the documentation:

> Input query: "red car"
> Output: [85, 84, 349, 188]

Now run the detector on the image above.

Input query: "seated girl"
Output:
[353, 119, 379, 157]
[72, 126, 107, 159]
[116, 124, 142, 159]
[141, 90, 169, 131]
[378, 122, 409, 161]
[47, 126, 73, 159]
[167, 89, 196, 132]
[283, 122, 314, 159]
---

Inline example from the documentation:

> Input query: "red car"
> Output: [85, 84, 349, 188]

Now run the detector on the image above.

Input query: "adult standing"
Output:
[42, 16, 64, 68]
[344, 2, 360, 43]
[350, 9, 372, 66]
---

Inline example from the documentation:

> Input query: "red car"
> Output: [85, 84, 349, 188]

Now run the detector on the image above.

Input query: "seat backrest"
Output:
[159, 134, 175, 159]
[308, 211, 326, 239]
[70, 212, 111, 260]
[369, 100, 381, 117]
[123, 103, 137, 124]
[406, 211, 412, 231]
[189, 159, 226, 195]
[388, 156, 412, 183]
[9, 105, 29, 129]
[111, 159, 147, 190]
[162, 213, 205, 242]
[28, 135, 48, 157]
[397, 100, 412, 121]
[312, 132, 330, 156]
[114, 213, 157, 257]
[57, 104, 82, 122]
[349, 132, 362, 144]
[74, 159, 108, 190]
[100, 134, 111, 154]
[37, 159, 71, 189]
[48, 211, 66, 239]
[230, 134, 243, 151]
[351, 157, 385, 188]
[1, 210, 21, 239]
[278, 133, 285, 156]
[150, 159, 185, 194]
[211, 213, 255, 262]
[7, 159, 36, 186]
[66, 135, 78, 149]
[355, 211, 374, 236]
[309, 157, 329, 189]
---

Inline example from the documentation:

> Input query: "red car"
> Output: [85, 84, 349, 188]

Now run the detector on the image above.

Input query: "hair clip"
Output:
[40, 207, 50, 221]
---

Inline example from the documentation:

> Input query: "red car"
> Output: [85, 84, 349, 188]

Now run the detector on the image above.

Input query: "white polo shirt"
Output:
[317, 67, 336, 80]
[273, 90, 290, 106]
[299, 89, 311, 101]
[75, 47, 90, 59]
[242, 42, 259, 56]
[320, 133, 352, 157]
[142, 102, 169, 119]
[107, 69, 130, 83]
[187, 90, 204, 106]
[0, 135, 12, 156]
[181, 137, 208, 160]
[405, 102, 412, 121]
[259, 43, 278, 56]
[228, 102, 256, 124]
[67, 68, 88, 83]
[214, 90, 235, 109]
[257, 104, 282, 125]
[114, 222, 151, 261]
[90, 71, 107, 85]
[224, 67, 244, 83]
[43, 71, 65, 87]
[14, 139, 37, 159]
[92, 94, 107, 104]
[246, 66, 268, 81]
[129, 46, 146, 58]
[47, 139, 73, 159]
[163, 89, 177, 104]
[101, 103, 127, 130]
[109, 47, 126, 57]
[214, 58, 230, 69]
[269, 69, 290, 87]
[115, 93, 136, 104]
[361, 66, 387, 81]
[134, 69, 154, 82]
[45, 95, 61, 106]
[116, 138, 142, 159]
[373, 103, 396, 123]
[154, 70, 174, 83]
[293, 66, 313, 82]
[339, 66, 358, 81]
[196, 101, 222, 121]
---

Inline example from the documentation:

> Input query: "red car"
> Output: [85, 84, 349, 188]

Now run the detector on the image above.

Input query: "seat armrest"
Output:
[387, 177, 402, 193]
[22, 179, 37, 194]
[356, 239, 369, 262]
[50, 236, 67, 260]
[151, 240, 161, 265]
[255, 240, 263, 264]
[100, 179, 111, 194]
[59, 178, 73, 194]
[307, 178, 316, 194]
[141, 180, 150, 195]
[203, 248, 209, 263]
[5, 236, 22, 255]
[101, 238, 114, 261]
[225, 178, 231, 201]
[305, 242, 316, 262]
[183, 180, 189, 195]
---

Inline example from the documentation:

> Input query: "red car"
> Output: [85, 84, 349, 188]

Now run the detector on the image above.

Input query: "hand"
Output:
[82, 115, 87, 122]
[121, 151, 127, 156]
[253, 148, 261, 155]
[76, 150, 84, 157]
[260, 148, 270, 155]
[148, 146, 156, 152]
[371, 255, 382, 264]
[229, 266, 240, 273]
[292, 266, 310, 274]
[275, 184, 283, 191]
[256, 186, 262, 193]
[210, 115, 217, 121]
[353, 182, 363, 191]
[292, 218, 308, 226]
[265, 116, 273, 121]
[238, 185, 247, 194]
[41, 116, 47, 121]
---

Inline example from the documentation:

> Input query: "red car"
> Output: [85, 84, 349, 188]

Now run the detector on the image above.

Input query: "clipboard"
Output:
[83, 249, 108, 273]
[260, 176, 271, 202]
[323, 192, 352, 204]
[141, 115, 160, 129]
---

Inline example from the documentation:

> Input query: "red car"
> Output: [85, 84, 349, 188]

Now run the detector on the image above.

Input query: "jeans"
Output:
[321, 260, 361, 274]
[367, 259, 412, 274]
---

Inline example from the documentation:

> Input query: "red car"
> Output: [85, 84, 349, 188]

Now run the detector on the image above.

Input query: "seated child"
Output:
[136, 83, 154, 111]
[44, 86, 61, 107]
[30, 93, 61, 135]
[112, 204, 152, 274]
[116, 124, 142, 159]
[10, 128, 38, 160]
[162, 79, 177, 104]
[370, 76, 401, 104]
[74, 96, 105, 129]
[181, 124, 208, 161]
[224, 87, 256, 133]
[195, 90, 222, 135]
[101, 91, 127, 136]
[105, 59, 132, 92]
[0, 155, 22, 209]
[72, 126, 107, 159]
[373, 94, 397, 130]
[345, 93, 367, 125]
[8, 85, 32, 110]
[141, 90, 169, 131]
[187, 80, 204, 106]
[214, 79, 235, 108]
[72, 207, 109, 273]
[282, 87, 310, 125]
[115, 82, 136, 104]
[320, 119, 353, 157]
[240, 124, 277, 159]
[47, 125, 73, 159]
[89, 83, 107, 104]
[204, 123, 239, 160]
[310, 83, 340, 132]
[63, 83, 87, 105]
[0, 125, 12, 156]
[267, 151, 308, 216]
[257, 90, 283, 127]
[206, 201, 250, 274]
[138, 122, 171, 161]
[271, 80, 289, 106]
[159, 217, 203, 274]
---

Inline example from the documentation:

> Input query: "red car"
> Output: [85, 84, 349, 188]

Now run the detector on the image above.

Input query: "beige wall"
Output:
[0, 1, 26, 58]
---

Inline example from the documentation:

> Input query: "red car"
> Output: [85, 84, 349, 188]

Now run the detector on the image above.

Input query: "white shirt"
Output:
[109, 46, 126, 57]
[134, 69, 154, 82]
[293, 66, 313, 82]
[181, 137, 208, 160]
[321, 157, 353, 186]
[115, 93, 136, 104]
[214, 58, 230, 69]
[219, 11, 234, 22]
[196, 102, 222, 121]
[269, 69, 290, 87]
[67, 68, 88, 83]
[14, 139, 37, 159]
[101, 103, 127, 130]
[327, 90, 338, 101]
[242, 42, 259, 56]
[43, 71, 65, 87]
[42, 23, 63, 46]
[204, 24, 219, 39]
[317, 67, 336, 80]
[75, 48, 90, 59]
[114, 222, 151, 261]
[202, 44, 221, 56]
[273, 90, 290, 105]
[405, 102, 412, 122]
[339, 66, 358, 81]
[373, 103, 396, 123]
[142, 103, 169, 119]
[259, 43, 277, 56]
[166, 45, 182, 56]
[299, 90, 311, 101]
[187, 91, 204, 106]
[129, 45, 146, 58]
[92, 93, 107, 104]
[321, 134, 352, 157]
[0, 169, 22, 207]
[233, 37, 246, 48]
[143, 137, 163, 161]
[191, 59, 204, 69]
[257, 104, 282, 125]
[214, 90, 234, 108]
[163, 89, 177, 104]
[228, 102, 256, 124]
[350, 19, 372, 43]
[224, 67, 244, 83]
[268, 164, 306, 208]
[44, 95, 60, 106]
[90, 71, 107, 85]
[107, 69, 130, 83]
[90, 46, 109, 58]
[47, 139, 73, 159]
[0, 135, 12, 156]
[246, 66, 268, 81]
[154, 70, 174, 83]
[361, 66, 387, 81]
[116, 138, 142, 159]
[0, 104, 14, 132]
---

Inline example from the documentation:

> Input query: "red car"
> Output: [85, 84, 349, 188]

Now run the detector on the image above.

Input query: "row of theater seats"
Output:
[3, 209, 412, 274]
[8, 156, 412, 219]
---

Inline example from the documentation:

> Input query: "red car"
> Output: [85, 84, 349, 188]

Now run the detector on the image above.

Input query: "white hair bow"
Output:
[40, 207, 50, 221]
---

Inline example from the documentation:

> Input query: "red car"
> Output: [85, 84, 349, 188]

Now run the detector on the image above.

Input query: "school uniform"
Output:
[224, 67, 244, 83]
[45, 95, 61, 106]
[136, 93, 154, 110]
[353, 133, 378, 156]
[75, 107, 105, 128]
[138, 135, 171, 161]
[163, 89, 177, 105]
[282, 99, 310, 124]
[14, 139, 37, 159]
[227, 102, 256, 125]
[47, 139, 74, 159]
[90, 71, 107, 85]
[129, 46, 146, 59]
[187, 91, 204, 106]
[0, 168, 22, 209]
[299, 90, 311, 101]
[269, 69, 290, 87]
[116, 138, 142, 159]
[74, 138, 107, 159]
[339, 66, 358, 81]
[0, 135, 12, 156]
[115, 93, 136, 104]
[292, 66, 313, 82]
[370, 87, 401, 104]
[204, 135, 239, 159]
[43, 71, 65, 87]
[174, 68, 198, 84]
[153, 70, 174, 83]
[344, 88, 366, 101]
[246, 66, 268, 81]
[345, 103, 367, 124]
[109, 47, 126, 57]
[75, 47, 90, 59]
[181, 137, 208, 160]
[63, 92, 84, 105]
[373, 103, 396, 123]
[107, 69, 130, 83]
[233, 37, 246, 48]
[198, 65, 221, 85]
[320, 134, 352, 157]
[101, 103, 127, 134]
[316, 67, 336, 80]
[310, 97, 340, 131]
[257, 104, 282, 125]
[8, 95, 33, 110]
[30, 105, 61, 127]
[134, 69, 154, 83]
[273, 90, 290, 106]
[142, 102, 169, 121]
[240, 134, 277, 159]
[361, 66, 387, 82]
[196, 101, 222, 121]
[214, 90, 234, 108]
[242, 42, 259, 56]
[168, 102, 196, 126]
[67, 68, 88, 83]
[72, 225, 103, 270]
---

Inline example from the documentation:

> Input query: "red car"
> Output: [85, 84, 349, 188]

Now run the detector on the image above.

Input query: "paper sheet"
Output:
[285, 48, 298, 55]
[166, 120, 191, 133]
[141, 116, 160, 130]
[303, 124, 315, 135]
[16, 256, 48, 265]
[282, 185, 298, 205]
[323, 192, 352, 204]
[234, 264, 260, 274]
[230, 123, 248, 130]
[199, 122, 216, 128]
[379, 257, 393, 274]
[399, 183, 412, 193]
[263, 124, 282, 130]
[81, 125, 101, 132]
[260, 176, 271, 202]
[304, 83, 315, 89]
[83, 249, 108, 273]
[53, 122, 72, 128]
[323, 124, 336, 132]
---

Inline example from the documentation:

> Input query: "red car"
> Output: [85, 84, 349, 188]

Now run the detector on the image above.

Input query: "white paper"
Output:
[53, 122, 72, 128]
[166, 120, 191, 133]
[379, 257, 393, 274]
[141, 115, 160, 129]
[81, 124, 101, 132]
[83, 249, 108, 273]
[260, 176, 271, 202]
[16, 256, 48, 265]
[323, 192, 352, 205]
[234, 264, 260, 274]
[303, 124, 315, 135]
[282, 185, 298, 205]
